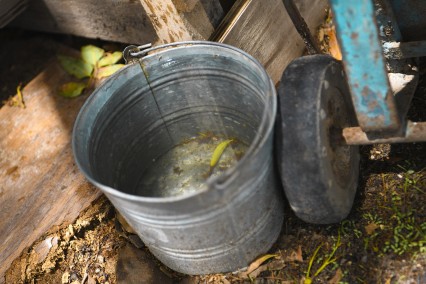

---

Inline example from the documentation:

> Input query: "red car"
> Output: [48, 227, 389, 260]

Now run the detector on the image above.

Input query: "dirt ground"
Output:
[1, 24, 425, 284]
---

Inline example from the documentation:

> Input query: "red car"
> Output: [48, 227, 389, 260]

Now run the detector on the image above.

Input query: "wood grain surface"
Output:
[0, 58, 101, 283]
[11, 0, 224, 44]
[216, 0, 328, 84]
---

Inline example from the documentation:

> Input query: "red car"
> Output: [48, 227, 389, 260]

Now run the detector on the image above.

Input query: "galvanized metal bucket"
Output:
[72, 41, 283, 274]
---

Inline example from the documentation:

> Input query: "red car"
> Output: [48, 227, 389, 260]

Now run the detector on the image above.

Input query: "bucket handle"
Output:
[123, 41, 254, 64]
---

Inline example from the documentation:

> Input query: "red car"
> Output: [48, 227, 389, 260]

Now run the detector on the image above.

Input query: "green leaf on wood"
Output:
[58, 55, 93, 79]
[97, 51, 123, 67]
[59, 82, 87, 98]
[81, 45, 105, 66]
[96, 64, 125, 79]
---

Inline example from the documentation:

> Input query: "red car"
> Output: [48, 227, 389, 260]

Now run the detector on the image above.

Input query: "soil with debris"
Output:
[2, 22, 426, 284]
[5, 198, 122, 284]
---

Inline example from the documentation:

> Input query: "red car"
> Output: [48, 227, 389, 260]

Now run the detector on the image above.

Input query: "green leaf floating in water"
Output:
[58, 82, 87, 98]
[96, 64, 125, 79]
[210, 139, 234, 168]
[97, 51, 123, 67]
[58, 55, 93, 79]
[81, 45, 105, 66]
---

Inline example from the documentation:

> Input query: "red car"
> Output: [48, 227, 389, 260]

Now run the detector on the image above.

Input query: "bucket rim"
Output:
[72, 40, 277, 204]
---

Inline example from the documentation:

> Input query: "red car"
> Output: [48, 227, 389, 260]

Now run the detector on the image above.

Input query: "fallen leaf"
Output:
[98, 51, 122, 67]
[365, 223, 380, 235]
[238, 254, 277, 278]
[247, 264, 269, 279]
[288, 245, 303, 262]
[15, 84, 25, 108]
[328, 268, 342, 284]
[58, 55, 93, 79]
[81, 45, 105, 66]
[59, 82, 87, 98]
[96, 64, 125, 78]
[267, 258, 286, 270]
[6, 83, 26, 108]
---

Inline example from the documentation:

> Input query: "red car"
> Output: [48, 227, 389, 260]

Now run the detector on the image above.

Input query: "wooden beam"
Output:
[0, 57, 102, 283]
[215, 0, 328, 84]
[11, 0, 224, 44]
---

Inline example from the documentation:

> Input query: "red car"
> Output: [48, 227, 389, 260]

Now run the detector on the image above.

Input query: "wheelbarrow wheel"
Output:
[276, 55, 359, 224]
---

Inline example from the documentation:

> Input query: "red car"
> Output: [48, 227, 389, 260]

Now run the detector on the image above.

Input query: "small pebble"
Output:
[61, 271, 70, 284]
[95, 268, 101, 273]
[69, 272, 79, 282]
[97, 255, 104, 263]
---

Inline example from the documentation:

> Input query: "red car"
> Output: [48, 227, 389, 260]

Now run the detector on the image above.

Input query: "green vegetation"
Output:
[304, 231, 341, 284]
[57, 45, 124, 98]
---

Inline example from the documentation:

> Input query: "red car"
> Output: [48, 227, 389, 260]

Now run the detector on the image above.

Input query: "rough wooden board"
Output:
[0, 58, 101, 283]
[216, 0, 328, 84]
[11, 0, 224, 44]
[11, 0, 158, 44]
[140, 0, 224, 43]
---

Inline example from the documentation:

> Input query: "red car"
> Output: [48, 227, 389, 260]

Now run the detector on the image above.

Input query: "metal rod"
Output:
[282, 0, 321, 55]
[343, 121, 426, 145]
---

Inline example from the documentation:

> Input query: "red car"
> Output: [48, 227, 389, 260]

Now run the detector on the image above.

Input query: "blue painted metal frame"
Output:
[329, 0, 402, 134]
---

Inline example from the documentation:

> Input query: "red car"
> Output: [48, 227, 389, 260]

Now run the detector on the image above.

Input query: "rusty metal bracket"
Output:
[343, 121, 426, 145]
[383, 40, 426, 59]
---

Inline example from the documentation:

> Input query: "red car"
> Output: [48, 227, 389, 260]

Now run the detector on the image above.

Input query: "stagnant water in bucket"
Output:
[135, 133, 248, 198]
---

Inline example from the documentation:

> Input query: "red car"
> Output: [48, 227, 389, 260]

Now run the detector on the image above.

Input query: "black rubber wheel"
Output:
[276, 55, 360, 224]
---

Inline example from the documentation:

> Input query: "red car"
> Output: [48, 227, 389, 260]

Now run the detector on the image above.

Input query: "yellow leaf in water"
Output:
[97, 51, 123, 67]
[210, 139, 233, 168]
[81, 45, 105, 66]
[96, 64, 125, 79]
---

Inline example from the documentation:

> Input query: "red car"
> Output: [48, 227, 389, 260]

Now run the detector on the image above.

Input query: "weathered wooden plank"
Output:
[0, 58, 101, 283]
[139, 0, 224, 43]
[11, 0, 224, 44]
[11, 0, 158, 44]
[215, 0, 328, 84]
